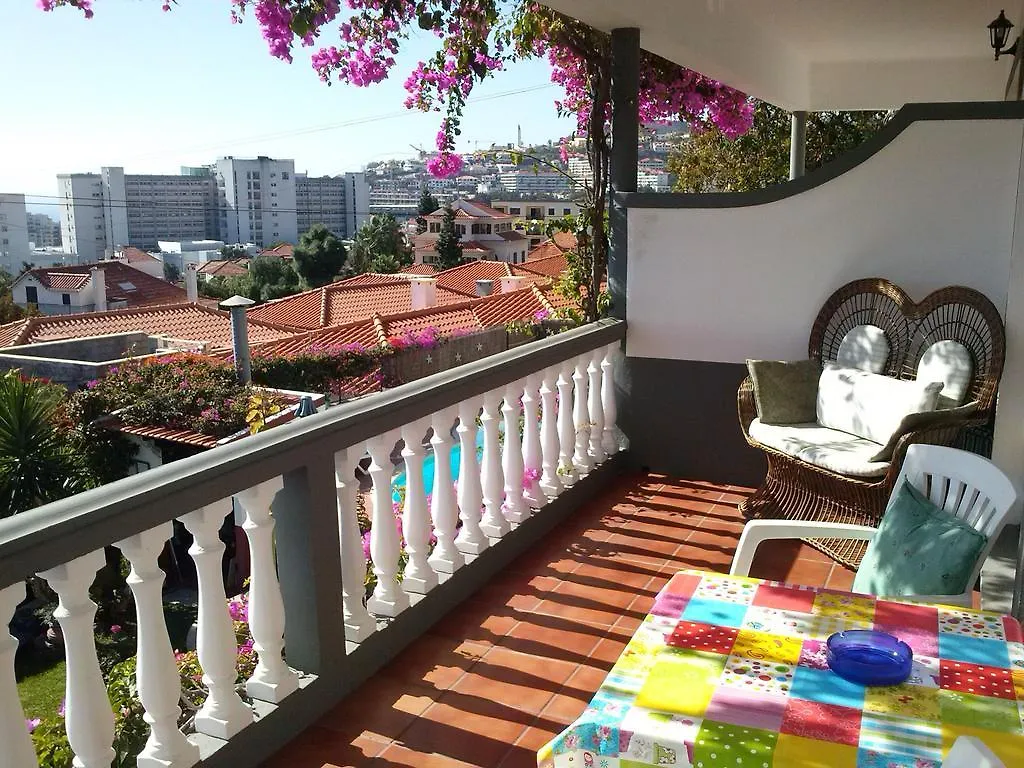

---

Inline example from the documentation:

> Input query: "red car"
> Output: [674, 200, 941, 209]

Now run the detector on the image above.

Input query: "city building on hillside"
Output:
[566, 155, 593, 188]
[0, 193, 31, 274]
[497, 169, 571, 196]
[11, 261, 187, 315]
[216, 156, 298, 248]
[295, 172, 370, 239]
[26, 212, 62, 249]
[368, 179, 422, 220]
[412, 199, 529, 265]
[637, 170, 674, 192]
[491, 200, 580, 249]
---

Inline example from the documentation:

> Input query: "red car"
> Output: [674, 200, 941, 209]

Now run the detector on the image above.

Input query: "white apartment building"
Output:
[216, 157, 298, 248]
[58, 173, 107, 264]
[637, 170, 674, 192]
[369, 179, 424, 221]
[491, 200, 580, 249]
[295, 172, 370, 239]
[26, 213, 62, 249]
[497, 169, 571, 196]
[0, 194, 31, 275]
[157, 239, 227, 272]
[412, 199, 529, 265]
[566, 156, 594, 188]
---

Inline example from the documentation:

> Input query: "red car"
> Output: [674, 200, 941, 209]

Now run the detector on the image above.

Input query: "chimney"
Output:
[90, 266, 107, 312]
[409, 277, 438, 311]
[220, 295, 256, 384]
[185, 263, 199, 303]
[475, 279, 494, 297]
[500, 275, 531, 294]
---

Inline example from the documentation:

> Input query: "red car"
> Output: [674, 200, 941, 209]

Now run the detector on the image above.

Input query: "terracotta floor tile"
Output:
[779, 559, 833, 589]
[501, 611, 605, 657]
[671, 542, 733, 573]
[317, 678, 437, 741]
[382, 634, 488, 690]
[826, 565, 857, 591]
[449, 645, 576, 715]
[377, 742, 479, 767]
[262, 726, 391, 767]
[429, 600, 519, 646]
[398, 698, 530, 766]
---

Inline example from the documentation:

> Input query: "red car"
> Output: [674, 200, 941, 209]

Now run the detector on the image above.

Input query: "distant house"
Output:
[197, 259, 250, 281]
[11, 261, 187, 315]
[412, 199, 529, 265]
[111, 246, 164, 279]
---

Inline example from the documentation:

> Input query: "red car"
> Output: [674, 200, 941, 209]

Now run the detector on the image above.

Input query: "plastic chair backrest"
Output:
[942, 735, 1005, 767]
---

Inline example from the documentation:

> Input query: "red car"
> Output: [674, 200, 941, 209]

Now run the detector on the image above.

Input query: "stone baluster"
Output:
[539, 367, 562, 498]
[501, 381, 529, 524]
[520, 374, 544, 507]
[117, 525, 200, 768]
[400, 421, 438, 594]
[366, 433, 409, 616]
[39, 551, 116, 768]
[0, 585, 38, 768]
[602, 343, 620, 455]
[235, 480, 300, 703]
[455, 400, 489, 555]
[428, 409, 465, 574]
[335, 447, 376, 642]
[588, 349, 606, 464]
[479, 389, 510, 538]
[557, 361, 578, 487]
[181, 502, 253, 739]
[572, 356, 593, 475]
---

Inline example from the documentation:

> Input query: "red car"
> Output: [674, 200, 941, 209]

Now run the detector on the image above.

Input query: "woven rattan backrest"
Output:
[808, 278, 1005, 416]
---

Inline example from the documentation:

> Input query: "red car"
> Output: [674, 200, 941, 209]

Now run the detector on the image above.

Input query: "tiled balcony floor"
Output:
[264, 472, 855, 768]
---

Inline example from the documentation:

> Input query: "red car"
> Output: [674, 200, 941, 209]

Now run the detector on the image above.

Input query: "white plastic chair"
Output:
[943, 735, 1005, 767]
[730, 445, 1017, 607]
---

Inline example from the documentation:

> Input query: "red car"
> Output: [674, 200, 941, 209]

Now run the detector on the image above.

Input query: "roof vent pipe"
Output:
[220, 295, 256, 384]
[475, 279, 493, 297]
[90, 267, 107, 312]
[184, 264, 199, 303]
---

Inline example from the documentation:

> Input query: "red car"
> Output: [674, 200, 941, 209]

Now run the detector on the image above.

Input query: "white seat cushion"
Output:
[748, 419, 890, 477]
[836, 324, 890, 373]
[917, 340, 973, 408]
[816, 362, 943, 445]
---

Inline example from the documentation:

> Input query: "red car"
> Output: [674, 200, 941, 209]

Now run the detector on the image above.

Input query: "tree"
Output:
[416, 187, 441, 234]
[369, 253, 402, 274]
[163, 262, 181, 283]
[293, 224, 347, 288]
[43, 1, 754, 321]
[219, 244, 248, 259]
[244, 254, 301, 301]
[670, 103, 891, 192]
[0, 269, 35, 324]
[434, 204, 463, 271]
[349, 214, 412, 275]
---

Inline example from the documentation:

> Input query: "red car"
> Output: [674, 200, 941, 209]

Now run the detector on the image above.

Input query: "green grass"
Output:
[16, 650, 66, 721]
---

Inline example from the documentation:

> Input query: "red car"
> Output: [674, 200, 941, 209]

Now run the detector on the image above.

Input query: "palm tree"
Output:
[0, 371, 90, 517]
[349, 214, 412, 275]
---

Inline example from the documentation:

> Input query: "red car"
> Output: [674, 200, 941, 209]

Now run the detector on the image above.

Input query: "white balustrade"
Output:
[235, 480, 300, 703]
[335, 447, 376, 642]
[181, 502, 253, 739]
[501, 381, 529, 524]
[400, 421, 438, 594]
[428, 410, 465, 574]
[1, 584, 38, 768]
[117, 525, 200, 768]
[557, 362, 578, 487]
[365, 433, 409, 616]
[479, 389, 510, 539]
[455, 400, 489, 555]
[572, 356, 593, 475]
[539, 368, 562, 498]
[39, 551, 116, 768]
[520, 374, 544, 507]
[588, 349, 607, 464]
[602, 343, 620, 455]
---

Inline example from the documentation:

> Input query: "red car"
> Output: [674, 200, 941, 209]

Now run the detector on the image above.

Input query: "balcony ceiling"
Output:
[541, 0, 1014, 110]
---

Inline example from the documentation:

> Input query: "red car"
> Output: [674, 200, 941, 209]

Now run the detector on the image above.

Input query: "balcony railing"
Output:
[0, 318, 625, 768]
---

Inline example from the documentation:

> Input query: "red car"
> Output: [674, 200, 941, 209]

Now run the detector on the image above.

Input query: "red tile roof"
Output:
[116, 247, 160, 264]
[0, 303, 293, 351]
[400, 264, 437, 276]
[518, 252, 569, 279]
[261, 244, 294, 258]
[497, 230, 528, 242]
[197, 260, 249, 278]
[434, 261, 513, 295]
[251, 319, 382, 357]
[22, 262, 187, 308]
[43, 273, 91, 291]
[456, 241, 493, 253]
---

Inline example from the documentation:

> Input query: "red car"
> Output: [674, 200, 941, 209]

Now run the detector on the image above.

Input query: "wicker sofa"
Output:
[737, 278, 1005, 568]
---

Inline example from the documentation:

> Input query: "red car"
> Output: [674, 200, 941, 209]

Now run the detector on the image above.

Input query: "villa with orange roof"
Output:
[412, 199, 530, 265]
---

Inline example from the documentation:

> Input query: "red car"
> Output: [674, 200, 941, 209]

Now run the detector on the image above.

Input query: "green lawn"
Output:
[16, 650, 66, 721]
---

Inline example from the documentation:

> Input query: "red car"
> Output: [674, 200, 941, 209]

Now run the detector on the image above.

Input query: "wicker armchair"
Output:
[737, 278, 1005, 568]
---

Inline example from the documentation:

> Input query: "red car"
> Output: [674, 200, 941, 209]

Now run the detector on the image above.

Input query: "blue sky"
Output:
[0, 1, 573, 211]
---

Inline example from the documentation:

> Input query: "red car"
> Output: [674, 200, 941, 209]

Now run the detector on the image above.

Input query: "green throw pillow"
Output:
[867, 401, 979, 462]
[746, 359, 819, 424]
[852, 480, 988, 597]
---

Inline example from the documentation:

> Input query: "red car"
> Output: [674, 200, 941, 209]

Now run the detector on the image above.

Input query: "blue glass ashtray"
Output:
[826, 630, 913, 686]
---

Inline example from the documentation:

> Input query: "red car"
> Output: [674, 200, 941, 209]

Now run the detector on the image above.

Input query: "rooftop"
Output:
[20, 261, 186, 308]
[196, 259, 250, 278]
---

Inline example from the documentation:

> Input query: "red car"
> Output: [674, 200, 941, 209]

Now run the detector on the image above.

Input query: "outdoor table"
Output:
[538, 569, 1024, 768]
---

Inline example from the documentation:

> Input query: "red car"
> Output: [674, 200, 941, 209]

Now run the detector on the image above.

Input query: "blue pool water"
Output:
[392, 429, 485, 499]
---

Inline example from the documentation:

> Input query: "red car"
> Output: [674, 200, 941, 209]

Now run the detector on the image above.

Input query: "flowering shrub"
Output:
[386, 326, 442, 350]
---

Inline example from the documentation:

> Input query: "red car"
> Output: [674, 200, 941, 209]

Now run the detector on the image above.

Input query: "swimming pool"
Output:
[392, 427, 485, 500]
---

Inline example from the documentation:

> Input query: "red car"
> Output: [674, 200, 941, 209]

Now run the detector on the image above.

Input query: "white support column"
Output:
[588, 349, 607, 464]
[0, 585, 38, 768]
[335, 447, 376, 642]
[521, 374, 544, 507]
[400, 421, 438, 594]
[572, 356, 593, 475]
[539, 367, 563, 498]
[479, 389, 510, 538]
[39, 551, 115, 768]
[602, 343, 620, 455]
[428, 409, 465, 574]
[557, 361, 578, 487]
[455, 400, 489, 555]
[235, 480, 300, 703]
[366, 433, 409, 616]
[181, 502, 253, 739]
[502, 381, 529, 524]
[117, 525, 200, 768]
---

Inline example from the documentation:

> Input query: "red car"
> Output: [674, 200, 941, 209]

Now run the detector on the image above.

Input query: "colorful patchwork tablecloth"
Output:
[538, 570, 1024, 768]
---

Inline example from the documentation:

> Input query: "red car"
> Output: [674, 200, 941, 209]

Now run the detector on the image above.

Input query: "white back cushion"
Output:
[817, 362, 944, 444]
[836, 324, 890, 373]
[917, 340, 973, 408]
